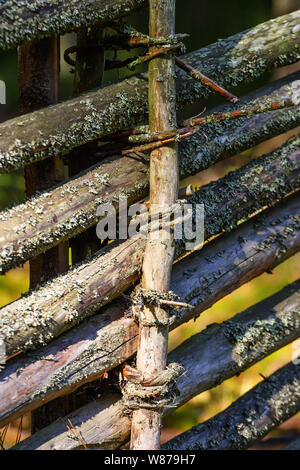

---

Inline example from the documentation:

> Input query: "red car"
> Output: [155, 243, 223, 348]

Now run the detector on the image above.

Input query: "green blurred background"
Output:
[0, 0, 299, 448]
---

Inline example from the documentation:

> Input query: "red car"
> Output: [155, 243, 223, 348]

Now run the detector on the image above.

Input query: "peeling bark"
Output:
[11, 280, 300, 449]
[163, 360, 300, 450]
[0, 0, 148, 51]
[0, 11, 299, 173]
[0, 194, 299, 429]
[0, 77, 299, 274]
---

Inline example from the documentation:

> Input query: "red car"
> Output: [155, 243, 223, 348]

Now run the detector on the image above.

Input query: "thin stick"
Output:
[129, 0, 178, 450]
[127, 44, 181, 70]
[175, 56, 239, 103]
[60, 418, 88, 450]
[97, 99, 293, 158]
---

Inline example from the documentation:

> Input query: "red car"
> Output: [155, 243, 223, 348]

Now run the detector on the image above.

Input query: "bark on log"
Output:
[0, 11, 299, 173]
[0, 137, 299, 355]
[1, 194, 299, 430]
[0, 0, 148, 51]
[0, 76, 299, 274]
[163, 360, 300, 450]
[11, 280, 300, 449]
[128, 0, 178, 450]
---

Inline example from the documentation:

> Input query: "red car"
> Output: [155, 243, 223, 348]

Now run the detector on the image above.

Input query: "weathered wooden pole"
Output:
[18, 37, 70, 431]
[18, 38, 69, 288]
[128, 0, 178, 450]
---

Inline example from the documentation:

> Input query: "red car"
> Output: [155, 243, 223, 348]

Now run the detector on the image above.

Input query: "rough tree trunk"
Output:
[18, 36, 70, 432]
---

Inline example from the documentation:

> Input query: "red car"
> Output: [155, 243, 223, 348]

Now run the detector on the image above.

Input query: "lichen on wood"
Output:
[163, 360, 300, 450]
[0, 11, 299, 173]
[9, 280, 300, 449]
[0, 138, 299, 357]
[0, 0, 148, 51]
[0, 194, 299, 430]
[0, 77, 299, 274]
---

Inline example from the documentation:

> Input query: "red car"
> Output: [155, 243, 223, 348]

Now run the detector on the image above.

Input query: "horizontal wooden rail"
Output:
[1, 195, 299, 429]
[11, 280, 300, 449]
[164, 359, 300, 450]
[0, 0, 148, 51]
[0, 11, 299, 173]
[0, 77, 299, 274]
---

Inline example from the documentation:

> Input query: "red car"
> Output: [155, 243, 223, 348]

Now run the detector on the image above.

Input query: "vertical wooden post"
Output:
[129, 0, 178, 450]
[18, 37, 69, 431]
[18, 38, 69, 287]
[69, 25, 105, 265]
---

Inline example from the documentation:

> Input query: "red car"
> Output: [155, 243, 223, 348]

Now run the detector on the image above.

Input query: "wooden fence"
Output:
[0, 1, 299, 450]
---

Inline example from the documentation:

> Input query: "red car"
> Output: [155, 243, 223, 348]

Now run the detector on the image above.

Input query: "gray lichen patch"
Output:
[176, 10, 300, 107]
[176, 135, 300, 257]
[164, 361, 300, 450]
[0, 0, 147, 51]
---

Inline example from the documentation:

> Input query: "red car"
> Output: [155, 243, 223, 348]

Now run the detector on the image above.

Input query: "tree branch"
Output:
[0, 137, 299, 356]
[163, 360, 300, 450]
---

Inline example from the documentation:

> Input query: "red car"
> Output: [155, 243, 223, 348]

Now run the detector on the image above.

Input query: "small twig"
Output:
[60, 417, 88, 450]
[182, 98, 294, 127]
[178, 184, 194, 198]
[175, 56, 240, 104]
[105, 57, 139, 70]
[127, 44, 183, 70]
